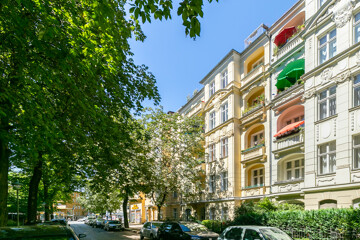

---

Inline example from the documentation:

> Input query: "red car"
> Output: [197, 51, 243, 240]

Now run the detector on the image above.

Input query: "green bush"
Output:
[202, 220, 228, 233]
[232, 204, 360, 239]
[7, 220, 17, 226]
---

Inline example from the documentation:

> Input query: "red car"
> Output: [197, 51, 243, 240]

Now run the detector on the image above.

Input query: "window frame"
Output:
[221, 102, 228, 123]
[209, 111, 216, 130]
[251, 168, 264, 187]
[173, 208, 178, 219]
[220, 137, 228, 158]
[221, 207, 229, 221]
[209, 175, 216, 193]
[251, 57, 264, 71]
[209, 81, 215, 97]
[285, 158, 305, 181]
[354, 75, 360, 107]
[221, 70, 228, 88]
[318, 28, 336, 65]
[353, 135, 360, 170]
[251, 131, 264, 147]
[318, 86, 336, 120]
[209, 143, 216, 162]
[209, 208, 216, 220]
[220, 171, 228, 191]
[318, 141, 336, 175]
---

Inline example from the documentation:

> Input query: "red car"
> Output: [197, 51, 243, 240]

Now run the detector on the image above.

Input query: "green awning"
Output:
[276, 59, 305, 90]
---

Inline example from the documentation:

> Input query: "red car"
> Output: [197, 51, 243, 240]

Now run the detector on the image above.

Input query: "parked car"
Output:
[100, 219, 108, 229]
[140, 221, 164, 240]
[104, 220, 124, 231]
[77, 217, 87, 222]
[93, 218, 104, 228]
[0, 224, 86, 240]
[218, 226, 293, 240]
[158, 221, 219, 240]
[86, 216, 96, 225]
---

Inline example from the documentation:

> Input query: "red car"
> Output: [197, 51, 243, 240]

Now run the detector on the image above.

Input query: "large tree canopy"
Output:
[0, 0, 218, 226]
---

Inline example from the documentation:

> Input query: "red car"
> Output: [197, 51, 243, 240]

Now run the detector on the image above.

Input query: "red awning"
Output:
[274, 120, 304, 137]
[274, 27, 297, 46]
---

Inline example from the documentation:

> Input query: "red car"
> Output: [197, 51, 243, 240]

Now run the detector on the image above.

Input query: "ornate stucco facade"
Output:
[170, 0, 360, 222]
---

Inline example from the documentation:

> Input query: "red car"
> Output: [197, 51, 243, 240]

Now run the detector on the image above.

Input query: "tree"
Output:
[0, 0, 218, 226]
[142, 108, 204, 220]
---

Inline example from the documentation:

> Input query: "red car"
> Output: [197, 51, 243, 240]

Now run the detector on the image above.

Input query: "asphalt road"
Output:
[69, 221, 140, 240]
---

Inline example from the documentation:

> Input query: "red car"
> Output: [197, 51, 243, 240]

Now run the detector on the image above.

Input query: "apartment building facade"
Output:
[172, 0, 360, 221]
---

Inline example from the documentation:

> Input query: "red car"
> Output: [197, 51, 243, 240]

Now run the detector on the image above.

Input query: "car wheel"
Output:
[140, 234, 144, 240]
[150, 234, 155, 240]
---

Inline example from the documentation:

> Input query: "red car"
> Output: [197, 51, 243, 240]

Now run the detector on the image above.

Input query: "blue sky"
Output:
[129, 1, 298, 112]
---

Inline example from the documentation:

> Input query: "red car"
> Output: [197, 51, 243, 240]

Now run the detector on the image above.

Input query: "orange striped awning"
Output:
[274, 120, 304, 137]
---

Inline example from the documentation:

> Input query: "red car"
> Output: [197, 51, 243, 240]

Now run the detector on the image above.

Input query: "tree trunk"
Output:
[27, 157, 43, 224]
[156, 192, 167, 220]
[157, 205, 162, 221]
[122, 193, 129, 228]
[43, 175, 50, 221]
[0, 131, 10, 227]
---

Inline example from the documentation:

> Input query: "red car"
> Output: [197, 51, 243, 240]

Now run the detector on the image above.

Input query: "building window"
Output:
[319, 29, 336, 64]
[209, 175, 216, 193]
[209, 111, 216, 130]
[173, 191, 178, 198]
[251, 57, 264, 71]
[209, 208, 216, 220]
[318, 142, 336, 174]
[221, 70, 228, 88]
[354, 75, 360, 107]
[209, 81, 215, 96]
[221, 207, 229, 221]
[354, 13, 360, 44]
[251, 168, 264, 187]
[251, 131, 264, 147]
[209, 144, 216, 162]
[285, 159, 304, 180]
[319, 199, 337, 209]
[173, 208, 177, 219]
[220, 138, 228, 158]
[221, 102, 228, 123]
[221, 172, 228, 191]
[185, 209, 191, 221]
[353, 135, 360, 169]
[318, 86, 336, 120]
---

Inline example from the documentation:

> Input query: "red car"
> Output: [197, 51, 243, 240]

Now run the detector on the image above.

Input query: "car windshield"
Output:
[180, 223, 208, 232]
[259, 228, 293, 240]
[108, 221, 120, 224]
[152, 223, 162, 228]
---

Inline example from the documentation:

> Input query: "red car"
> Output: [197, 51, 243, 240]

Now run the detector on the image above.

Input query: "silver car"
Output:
[140, 221, 164, 240]
[218, 226, 293, 240]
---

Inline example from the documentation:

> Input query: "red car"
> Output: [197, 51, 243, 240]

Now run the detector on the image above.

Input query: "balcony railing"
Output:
[241, 144, 265, 162]
[242, 183, 264, 189]
[242, 64, 264, 86]
[273, 34, 303, 61]
[242, 103, 263, 117]
[242, 185, 266, 197]
[274, 131, 303, 151]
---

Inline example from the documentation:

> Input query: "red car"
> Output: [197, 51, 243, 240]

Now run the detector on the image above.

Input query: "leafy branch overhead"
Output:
[129, 0, 219, 38]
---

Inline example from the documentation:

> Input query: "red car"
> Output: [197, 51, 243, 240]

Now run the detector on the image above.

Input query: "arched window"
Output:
[353, 198, 360, 208]
[251, 167, 264, 187]
[284, 159, 304, 180]
[319, 199, 337, 209]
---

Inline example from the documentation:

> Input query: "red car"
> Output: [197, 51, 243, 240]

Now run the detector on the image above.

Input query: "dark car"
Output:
[158, 221, 218, 240]
[0, 224, 86, 240]
[218, 226, 293, 240]
[104, 220, 124, 231]
[93, 218, 104, 228]
[51, 218, 68, 226]
[140, 221, 164, 240]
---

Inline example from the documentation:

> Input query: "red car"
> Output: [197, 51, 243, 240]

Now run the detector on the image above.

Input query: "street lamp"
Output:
[12, 181, 22, 227]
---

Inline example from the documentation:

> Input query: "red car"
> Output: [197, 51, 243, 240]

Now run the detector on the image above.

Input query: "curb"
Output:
[125, 228, 140, 234]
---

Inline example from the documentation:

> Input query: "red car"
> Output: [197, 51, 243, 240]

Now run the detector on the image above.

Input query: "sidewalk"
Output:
[125, 223, 143, 233]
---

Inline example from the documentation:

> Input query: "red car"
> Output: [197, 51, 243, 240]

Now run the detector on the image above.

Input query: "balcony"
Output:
[274, 131, 304, 152]
[242, 185, 266, 197]
[241, 144, 265, 162]
[273, 34, 303, 62]
[241, 64, 265, 87]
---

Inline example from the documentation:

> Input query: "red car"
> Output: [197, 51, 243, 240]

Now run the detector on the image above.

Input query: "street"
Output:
[69, 221, 140, 240]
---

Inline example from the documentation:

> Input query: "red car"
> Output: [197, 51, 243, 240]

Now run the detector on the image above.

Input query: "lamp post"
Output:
[12, 181, 22, 226]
